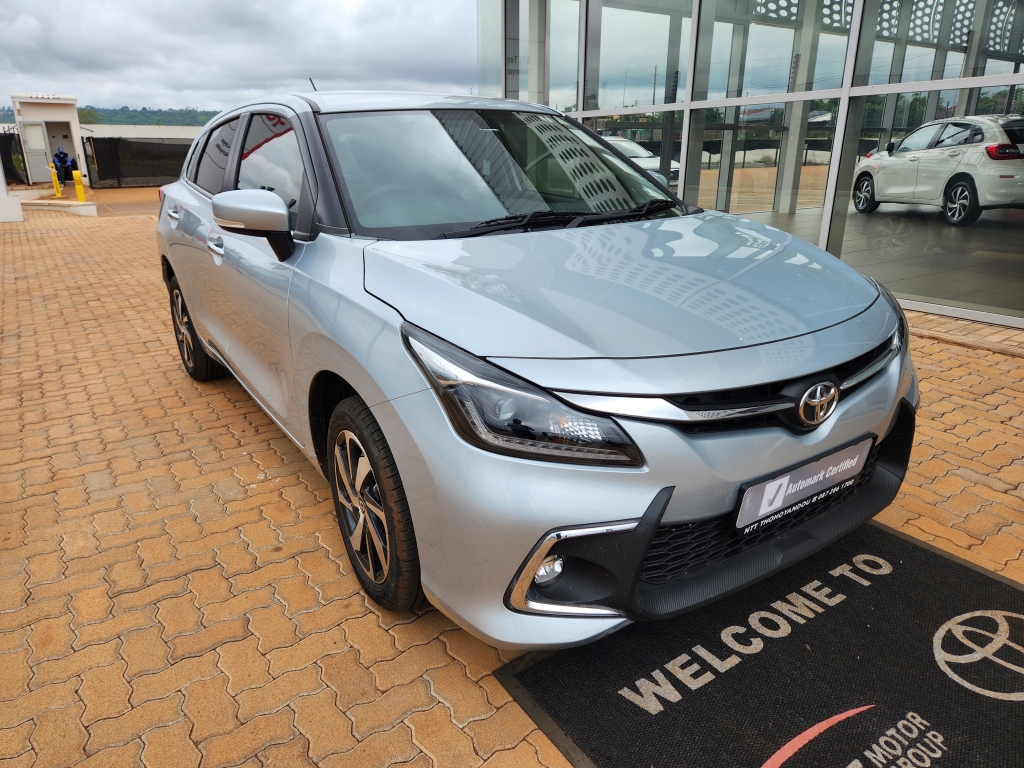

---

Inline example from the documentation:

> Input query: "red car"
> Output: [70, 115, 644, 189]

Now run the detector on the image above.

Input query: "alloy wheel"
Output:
[333, 430, 390, 584]
[854, 178, 872, 210]
[172, 289, 194, 368]
[946, 185, 970, 223]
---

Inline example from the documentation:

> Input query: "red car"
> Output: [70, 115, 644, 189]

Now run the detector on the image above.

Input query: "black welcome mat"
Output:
[497, 523, 1024, 768]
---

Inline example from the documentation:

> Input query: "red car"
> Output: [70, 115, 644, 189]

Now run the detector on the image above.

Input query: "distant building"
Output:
[7, 94, 205, 188]
[10, 93, 87, 185]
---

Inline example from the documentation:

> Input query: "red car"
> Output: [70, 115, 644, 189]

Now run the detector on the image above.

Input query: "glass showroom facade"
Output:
[478, 0, 1024, 323]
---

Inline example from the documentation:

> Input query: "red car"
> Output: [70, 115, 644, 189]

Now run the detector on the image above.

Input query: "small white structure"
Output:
[10, 93, 89, 186]
[0, 149, 25, 222]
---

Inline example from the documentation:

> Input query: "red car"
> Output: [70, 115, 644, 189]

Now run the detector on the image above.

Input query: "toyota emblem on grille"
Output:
[798, 382, 839, 426]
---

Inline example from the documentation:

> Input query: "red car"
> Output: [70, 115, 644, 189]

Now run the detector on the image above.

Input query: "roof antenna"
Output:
[309, 78, 317, 91]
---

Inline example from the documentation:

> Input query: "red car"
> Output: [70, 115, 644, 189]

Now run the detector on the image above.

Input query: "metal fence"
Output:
[0, 131, 28, 185]
[84, 136, 192, 188]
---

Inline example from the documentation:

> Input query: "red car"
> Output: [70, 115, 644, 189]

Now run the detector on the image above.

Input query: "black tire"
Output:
[168, 277, 226, 381]
[944, 179, 982, 226]
[327, 396, 420, 611]
[853, 175, 880, 213]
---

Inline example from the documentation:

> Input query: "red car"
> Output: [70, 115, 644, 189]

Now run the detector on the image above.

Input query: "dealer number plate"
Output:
[735, 438, 874, 534]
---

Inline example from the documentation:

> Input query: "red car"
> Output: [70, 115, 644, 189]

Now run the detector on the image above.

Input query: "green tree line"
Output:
[76, 106, 218, 125]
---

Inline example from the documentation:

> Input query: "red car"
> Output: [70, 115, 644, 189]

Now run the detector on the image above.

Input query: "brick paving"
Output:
[906, 308, 1024, 359]
[1, 209, 1023, 767]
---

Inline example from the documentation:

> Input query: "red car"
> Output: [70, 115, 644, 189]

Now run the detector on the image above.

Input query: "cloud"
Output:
[0, 0, 479, 110]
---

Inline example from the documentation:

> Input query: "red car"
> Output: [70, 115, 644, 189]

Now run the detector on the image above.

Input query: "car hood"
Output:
[363, 211, 879, 359]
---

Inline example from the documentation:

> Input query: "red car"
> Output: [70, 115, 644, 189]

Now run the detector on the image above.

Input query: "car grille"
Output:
[639, 444, 881, 584]
[665, 333, 896, 434]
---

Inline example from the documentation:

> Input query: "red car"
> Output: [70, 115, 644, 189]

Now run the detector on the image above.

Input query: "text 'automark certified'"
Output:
[736, 438, 874, 532]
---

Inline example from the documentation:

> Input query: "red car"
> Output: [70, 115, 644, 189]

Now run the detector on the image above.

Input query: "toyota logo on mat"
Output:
[933, 610, 1024, 701]
[798, 383, 838, 427]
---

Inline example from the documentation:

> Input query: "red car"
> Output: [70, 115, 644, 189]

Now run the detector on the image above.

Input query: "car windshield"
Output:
[319, 109, 675, 239]
[607, 138, 653, 158]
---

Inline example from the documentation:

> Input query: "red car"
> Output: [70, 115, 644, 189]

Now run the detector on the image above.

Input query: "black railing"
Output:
[0, 132, 28, 185]
[84, 137, 191, 188]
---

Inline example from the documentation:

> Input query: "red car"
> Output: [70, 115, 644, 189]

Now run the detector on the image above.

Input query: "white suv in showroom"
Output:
[852, 114, 1024, 226]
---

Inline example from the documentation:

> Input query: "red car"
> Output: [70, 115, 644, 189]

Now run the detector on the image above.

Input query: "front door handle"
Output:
[166, 207, 180, 221]
[207, 236, 225, 256]
[908, 157, 920, 162]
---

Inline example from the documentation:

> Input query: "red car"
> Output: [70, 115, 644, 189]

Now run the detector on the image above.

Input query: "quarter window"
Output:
[935, 123, 974, 148]
[195, 118, 240, 194]
[185, 137, 204, 181]
[237, 114, 305, 230]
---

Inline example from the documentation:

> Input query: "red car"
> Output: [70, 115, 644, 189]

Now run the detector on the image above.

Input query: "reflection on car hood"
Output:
[363, 211, 879, 359]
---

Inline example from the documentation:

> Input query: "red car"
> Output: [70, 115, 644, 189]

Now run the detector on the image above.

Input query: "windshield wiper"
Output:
[432, 210, 589, 239]
[431, 198, 685, 240]
[564, 198, 680, 228]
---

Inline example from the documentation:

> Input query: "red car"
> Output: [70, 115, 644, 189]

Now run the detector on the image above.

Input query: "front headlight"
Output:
[871, 278, 907, 352]
[402, 324, 642, 467]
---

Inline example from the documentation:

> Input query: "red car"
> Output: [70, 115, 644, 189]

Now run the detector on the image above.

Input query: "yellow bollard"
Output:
[49, 163, 63, 198]
[72, 170, 86, 203]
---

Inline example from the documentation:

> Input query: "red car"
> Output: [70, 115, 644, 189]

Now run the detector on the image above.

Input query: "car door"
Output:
[164, 117, 240, 352]
[875, 124, 940, 200]
[214, 110, 312, 429]
[915, 122, 975, 200]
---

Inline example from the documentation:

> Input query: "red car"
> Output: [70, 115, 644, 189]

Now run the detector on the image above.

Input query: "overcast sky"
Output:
[0, 0, 479, 110]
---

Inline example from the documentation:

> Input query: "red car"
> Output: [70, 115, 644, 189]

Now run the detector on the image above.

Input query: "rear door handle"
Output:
[947, 151, 962, 157]
[166, 207, 180, 220]
[207, 236, 224, 256]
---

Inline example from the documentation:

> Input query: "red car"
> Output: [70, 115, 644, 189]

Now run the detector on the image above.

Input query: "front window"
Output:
[319, 109, 674, 240]
[237, 114, 306, 231]
[895, 125, 938, 152]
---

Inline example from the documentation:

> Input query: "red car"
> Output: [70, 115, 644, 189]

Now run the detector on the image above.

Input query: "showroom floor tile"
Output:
[2, 209, 1023, 766]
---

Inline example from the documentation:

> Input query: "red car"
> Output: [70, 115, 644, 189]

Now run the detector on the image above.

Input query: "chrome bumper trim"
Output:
[508, 521, 639, 618]
[555, 392, 793, 422]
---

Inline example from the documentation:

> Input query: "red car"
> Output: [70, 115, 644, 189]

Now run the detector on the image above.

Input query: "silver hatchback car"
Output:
[156, 92, 918, 649]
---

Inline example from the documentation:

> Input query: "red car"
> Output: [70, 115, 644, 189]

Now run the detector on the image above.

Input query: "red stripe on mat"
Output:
[759, 705, 875, 768]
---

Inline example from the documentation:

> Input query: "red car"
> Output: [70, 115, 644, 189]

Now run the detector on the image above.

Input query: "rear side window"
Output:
[195, 118, 239, 194]
[935, 123, 974, 148]
[237, 114, 305, 230]
[1001, 120, 1024, 144]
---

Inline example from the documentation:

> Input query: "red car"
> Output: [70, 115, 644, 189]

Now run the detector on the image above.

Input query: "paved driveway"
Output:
[1, 210, 1022, 767]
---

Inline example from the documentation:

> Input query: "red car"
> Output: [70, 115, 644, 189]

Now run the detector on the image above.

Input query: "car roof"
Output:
[196, 91, 563, 134]
[926, 114, 1022, 126]
[297, 90, 559, 115]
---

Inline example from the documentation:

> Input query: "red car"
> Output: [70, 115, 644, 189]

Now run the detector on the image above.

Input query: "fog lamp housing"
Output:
[534, 555, 564, 586]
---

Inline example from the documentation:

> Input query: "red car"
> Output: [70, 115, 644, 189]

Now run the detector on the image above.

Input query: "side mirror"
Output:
[647, 170, 669, 187]
[212, 189, 295, 261]
[885, 142, 896, 154]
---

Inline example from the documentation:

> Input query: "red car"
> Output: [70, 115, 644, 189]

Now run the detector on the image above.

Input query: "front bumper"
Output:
[372, 330, 917, 649]
[511, 399, 914, 621]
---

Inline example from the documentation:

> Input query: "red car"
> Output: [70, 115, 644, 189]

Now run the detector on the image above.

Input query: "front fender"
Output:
[287, 237, 430, 466]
